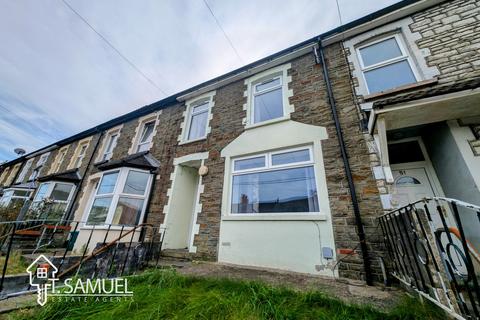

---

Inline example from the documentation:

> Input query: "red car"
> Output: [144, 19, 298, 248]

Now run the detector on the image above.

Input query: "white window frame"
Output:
[184, 99, 211, 142]
[72, 143, 88, 169]
[136, 121, 155, 153]
[16, 159, 34, 183]
[100, 131, 119, 161]
[50, 146, 69, 174]
[0, 168, 10, 185]
[0, 188, 32, 207]
[37, 153, 50, 167]
[244, 63, 294, 128]
[129, 113, 160, 154]
[356, 34, 420, 94]
[28, 153, 50, 181]
[83, 167, 153, 228]
[5, 164, 21, 186]
[31, 181, 76, 219]
[229, 145, 319, 216]
[251, 75, 284, 124]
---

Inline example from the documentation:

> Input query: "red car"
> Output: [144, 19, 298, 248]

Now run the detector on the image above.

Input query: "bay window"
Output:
[0, 188, 32, 208]
[86, 168, 152, 226]
[230, 146, 319, 214]
[30, 182, 76, 220]
[357, 34, 418, 94]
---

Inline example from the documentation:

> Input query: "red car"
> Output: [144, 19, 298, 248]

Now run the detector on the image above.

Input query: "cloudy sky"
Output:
[0, 0, 400, 162]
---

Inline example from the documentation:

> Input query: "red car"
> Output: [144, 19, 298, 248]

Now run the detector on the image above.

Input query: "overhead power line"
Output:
[335, 0, 344, 28]
[202, 0, 244, 64]
[61, 0, 168, 96]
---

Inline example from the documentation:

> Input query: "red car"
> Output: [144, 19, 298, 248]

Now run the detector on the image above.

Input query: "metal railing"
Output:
[0, 219, 165, 297]
[379, 197, 480, 319]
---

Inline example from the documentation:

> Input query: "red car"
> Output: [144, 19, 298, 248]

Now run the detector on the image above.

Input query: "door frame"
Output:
[389, 136, 446, 199]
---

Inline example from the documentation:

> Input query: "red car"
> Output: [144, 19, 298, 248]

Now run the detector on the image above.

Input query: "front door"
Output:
[391, 167, 436, 208]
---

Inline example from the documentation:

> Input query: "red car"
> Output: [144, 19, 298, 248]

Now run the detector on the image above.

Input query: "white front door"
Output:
[391, 167, 436, 208]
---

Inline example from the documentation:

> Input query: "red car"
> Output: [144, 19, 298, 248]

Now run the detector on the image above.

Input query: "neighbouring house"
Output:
[0, 0, 478, 286]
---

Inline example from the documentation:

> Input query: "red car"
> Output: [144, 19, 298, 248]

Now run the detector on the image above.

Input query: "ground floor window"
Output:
[0, 188, 32, 208]
[86, 168, 152, 226]
[28, 182, 75, 220]
[231, 146, 319, 214]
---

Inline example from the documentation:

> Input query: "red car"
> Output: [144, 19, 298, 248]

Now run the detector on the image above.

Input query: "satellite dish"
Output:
[14, 148, 26, 156]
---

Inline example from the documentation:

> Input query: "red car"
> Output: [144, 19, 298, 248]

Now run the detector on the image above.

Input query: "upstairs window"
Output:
[86, 168, 152, 226]
[357, 35, 418, 94]
[16, 159, 33, 183]
[137, 121, 155, 152]
[230, 146, 319, 214]
[51, 147, 68, 173]
[101, 133, 118, 161]
[28, 153, 50, 181]
[73, 143, 88, 168]
[252, 76, 284, 123]
[187, 101, 210, 141]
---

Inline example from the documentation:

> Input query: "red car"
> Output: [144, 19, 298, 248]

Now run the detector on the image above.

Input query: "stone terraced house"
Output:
[0, 0, 479, 286]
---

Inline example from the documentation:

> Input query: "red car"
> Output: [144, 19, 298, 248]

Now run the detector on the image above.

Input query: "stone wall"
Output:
[410, 0, 480, 84]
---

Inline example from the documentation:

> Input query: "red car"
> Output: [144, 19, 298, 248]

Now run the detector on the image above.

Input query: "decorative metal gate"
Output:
[379, 197, 480, 319]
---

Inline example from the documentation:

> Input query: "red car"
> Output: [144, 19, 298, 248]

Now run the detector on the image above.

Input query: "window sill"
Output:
[179, 136, 207, 146]
[244, 115, 291, 130]
[222, 213, 327, 221]
[363, 78, 438, 102]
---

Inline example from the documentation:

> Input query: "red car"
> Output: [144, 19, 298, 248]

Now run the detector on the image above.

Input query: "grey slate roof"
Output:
[95, 151, 160, 172]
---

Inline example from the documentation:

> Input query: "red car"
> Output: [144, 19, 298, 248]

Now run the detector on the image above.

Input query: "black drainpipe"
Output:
[317, 39, 373, 285]
[65, 128, 104, 222]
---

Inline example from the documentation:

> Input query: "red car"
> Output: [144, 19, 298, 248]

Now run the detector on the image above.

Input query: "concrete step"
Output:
[161, 249, 192, 261]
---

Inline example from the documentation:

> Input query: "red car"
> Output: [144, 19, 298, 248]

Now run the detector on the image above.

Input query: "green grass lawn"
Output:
[0, 251, 29, 275]
[10, 269, 443, 320]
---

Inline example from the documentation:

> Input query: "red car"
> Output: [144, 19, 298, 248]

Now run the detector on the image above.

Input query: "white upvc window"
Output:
[30, 181, 76, 220]
[186, 100, 210, 141]
[0, 188, 32, 208]
[73, 143, 88, 168]
[230, 146, 319, 215]
[251, 76, 284, 124]
[0, 168, 10, 185]
[36, 153, 50, 167]
[136, 121, 155, 153]
[356, 34, 419, 94]
[16, 159, 34, 183]
[101, 132, 119, 161]
[28, 153, 50, 181]
[51, 147, 68, 174]
[85, 168, 152, 226]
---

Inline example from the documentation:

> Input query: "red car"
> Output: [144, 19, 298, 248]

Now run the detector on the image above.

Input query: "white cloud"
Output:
[0, 0, 400, 161]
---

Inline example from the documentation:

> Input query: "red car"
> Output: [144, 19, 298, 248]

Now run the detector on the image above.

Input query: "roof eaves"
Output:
[1, 0, 434, 169]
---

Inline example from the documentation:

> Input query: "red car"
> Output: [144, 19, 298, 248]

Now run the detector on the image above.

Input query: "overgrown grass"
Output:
[0, 251, 28, 275]
[9, 269, 443, 320]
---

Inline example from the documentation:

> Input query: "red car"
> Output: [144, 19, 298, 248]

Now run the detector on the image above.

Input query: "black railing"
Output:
[379, 197, 480, 319]
[0, 219, 165, 297]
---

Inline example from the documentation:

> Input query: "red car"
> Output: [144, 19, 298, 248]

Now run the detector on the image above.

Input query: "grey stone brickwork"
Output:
[410, 0, 480, 84]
